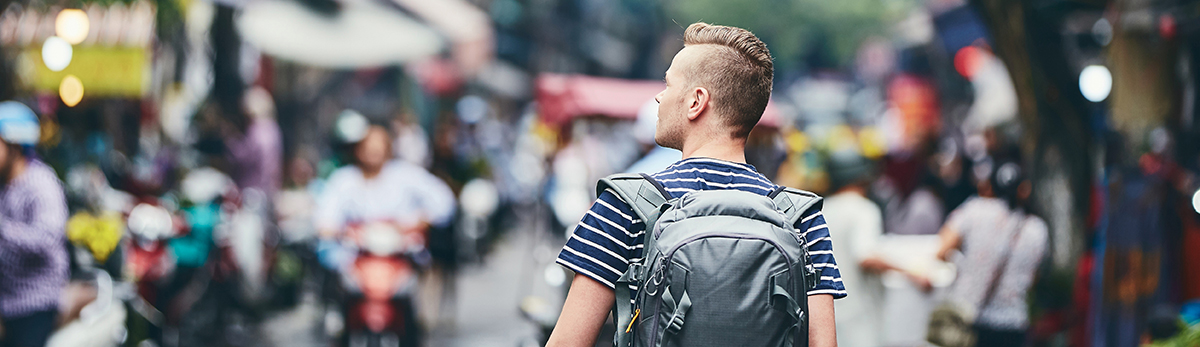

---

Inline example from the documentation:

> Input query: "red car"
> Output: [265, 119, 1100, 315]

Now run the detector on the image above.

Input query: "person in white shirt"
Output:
[313, 121, 456, 271]
[823, 151, 931, 347]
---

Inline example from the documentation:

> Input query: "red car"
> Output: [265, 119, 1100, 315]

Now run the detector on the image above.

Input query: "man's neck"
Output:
[680, 136, 747, 164]
[361, 166, 383, 180]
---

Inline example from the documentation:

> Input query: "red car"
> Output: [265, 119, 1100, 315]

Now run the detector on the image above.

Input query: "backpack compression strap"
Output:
[768, 186, 823, 227]
[596, 173, 670, 347]
[768, 186, 823, 347]
[596, 173, 671, 227]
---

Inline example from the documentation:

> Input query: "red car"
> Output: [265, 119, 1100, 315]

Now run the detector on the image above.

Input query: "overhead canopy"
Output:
[391, 0, 493, 75]
[536, 73, 663, 125]
[236, 0, 444, 68]
[536, 73, 786, 129]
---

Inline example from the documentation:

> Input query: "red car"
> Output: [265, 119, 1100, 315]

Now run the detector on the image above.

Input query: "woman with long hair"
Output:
[936, 159, 1049, 347]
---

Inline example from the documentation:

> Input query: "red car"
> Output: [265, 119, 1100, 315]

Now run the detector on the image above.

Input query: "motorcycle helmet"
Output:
[0, 101, 40, 146]
[826, 149, 874, 191]
[335, 109, 369, 144]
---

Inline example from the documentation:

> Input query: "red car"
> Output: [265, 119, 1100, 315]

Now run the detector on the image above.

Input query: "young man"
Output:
[0, 101, 69, 347]
[548, 23, 845, 347]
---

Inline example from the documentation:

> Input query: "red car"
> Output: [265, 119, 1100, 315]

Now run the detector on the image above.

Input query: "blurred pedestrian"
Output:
[314, 113, 457, 260]
[934, 160, 1047, 347]
[824, 150, 931, 347]
[880, 138, 945, 236]
[0, 101, 68, 347]
[225, 86, 283, 198]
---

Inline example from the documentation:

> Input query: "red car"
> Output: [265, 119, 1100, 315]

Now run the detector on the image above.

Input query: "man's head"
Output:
[354, 125, 392, 174]
[0, 101, 39, 184]
[655, 22, 773, 150]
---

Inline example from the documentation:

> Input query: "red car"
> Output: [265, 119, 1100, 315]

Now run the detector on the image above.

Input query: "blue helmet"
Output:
[0, 101, 39, 146]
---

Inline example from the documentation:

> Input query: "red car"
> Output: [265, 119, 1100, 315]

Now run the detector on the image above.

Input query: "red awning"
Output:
[536, 73, 787, 128]
[758, 101, 784, 129]
[536, 74, 663, 125]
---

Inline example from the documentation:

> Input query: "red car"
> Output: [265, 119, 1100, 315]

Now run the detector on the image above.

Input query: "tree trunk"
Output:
[970, 0, 1094, 273]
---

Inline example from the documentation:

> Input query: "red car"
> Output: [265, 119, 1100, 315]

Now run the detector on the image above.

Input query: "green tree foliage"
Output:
[662, 0, 917, 70]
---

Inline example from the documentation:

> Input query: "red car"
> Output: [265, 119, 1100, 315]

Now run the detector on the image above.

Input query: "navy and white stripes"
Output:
[556, 157, 847, 300]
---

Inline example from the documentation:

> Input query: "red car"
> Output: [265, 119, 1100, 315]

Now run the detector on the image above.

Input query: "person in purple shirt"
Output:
[225, 87, 283, 198]
[0, 101, 68, 347]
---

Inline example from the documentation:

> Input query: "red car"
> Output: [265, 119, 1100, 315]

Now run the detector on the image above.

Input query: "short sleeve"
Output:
[795, 208, 849, 298]
[412, 168, 457, 227]
[944, 199, 974, 232]
[313, 169, 350, 233]
[555, 190, 646, 289]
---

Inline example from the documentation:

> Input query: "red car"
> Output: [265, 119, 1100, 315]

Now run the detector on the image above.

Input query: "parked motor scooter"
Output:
[46, 269, 131, 347]
[123, 201, 190, 347]
[272, 186, 319, 308]
[456, 178, 500, 263]
[213, 187, 277, 310]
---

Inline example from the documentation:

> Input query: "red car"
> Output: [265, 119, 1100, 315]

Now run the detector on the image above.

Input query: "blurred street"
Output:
[245, 212, 564, 347]
[2, 0, 1200, 346]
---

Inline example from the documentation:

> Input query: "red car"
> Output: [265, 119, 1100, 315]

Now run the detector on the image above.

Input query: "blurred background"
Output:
[0, 0, 1198, 346]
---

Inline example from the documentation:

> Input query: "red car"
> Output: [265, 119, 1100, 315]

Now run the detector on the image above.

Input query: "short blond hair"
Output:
[683, 22, 773, 138]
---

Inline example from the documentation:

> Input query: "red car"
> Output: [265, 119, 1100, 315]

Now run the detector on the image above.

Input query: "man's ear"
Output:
[688, 87, 710, 121]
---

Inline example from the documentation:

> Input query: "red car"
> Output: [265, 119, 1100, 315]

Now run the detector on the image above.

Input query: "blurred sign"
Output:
[21, 46, 148, 97]
[932, 5, 991, 56]
[237, 0, 444, 68]
[0, 2, 155, 48]
[887, 74, 941, 149]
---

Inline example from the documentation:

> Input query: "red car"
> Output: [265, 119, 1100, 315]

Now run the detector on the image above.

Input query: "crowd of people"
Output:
[0, 83, 470, 346]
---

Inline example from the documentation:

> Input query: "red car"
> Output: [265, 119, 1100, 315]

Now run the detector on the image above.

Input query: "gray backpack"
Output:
[599, 173, 822, 347]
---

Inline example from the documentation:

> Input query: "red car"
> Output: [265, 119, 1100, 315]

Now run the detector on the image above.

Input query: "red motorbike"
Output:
[125, 202, 187, 305]
[338, 222, 425, 347]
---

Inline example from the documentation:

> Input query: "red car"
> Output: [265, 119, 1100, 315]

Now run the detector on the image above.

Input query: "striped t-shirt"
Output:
[556, 157, 848, 301]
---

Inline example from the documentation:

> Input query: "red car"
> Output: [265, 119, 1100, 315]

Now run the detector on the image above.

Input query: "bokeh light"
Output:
[59, 75, 84, 107]
[953, 46, 984, 79]
[1079, 65, 1112, 102]
[1192, 188, 1200, 214]
[41, 36, 73, 72]
[55, 9, 90, 45]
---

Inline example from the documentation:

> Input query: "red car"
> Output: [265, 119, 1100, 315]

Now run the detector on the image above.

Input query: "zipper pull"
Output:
[626, 309, 640, 333]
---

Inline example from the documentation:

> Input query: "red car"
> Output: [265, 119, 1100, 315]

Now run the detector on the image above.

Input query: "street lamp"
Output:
[59, 75, 84, 107]
[1192, 188, 1200, 215]
[41, 36, 72, 71]
[1079, 65, 1112, 102]
[55, 9, 89, 44]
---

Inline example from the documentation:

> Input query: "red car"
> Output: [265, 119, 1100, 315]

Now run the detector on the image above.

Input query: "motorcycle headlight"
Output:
[360, 223, 404, 257]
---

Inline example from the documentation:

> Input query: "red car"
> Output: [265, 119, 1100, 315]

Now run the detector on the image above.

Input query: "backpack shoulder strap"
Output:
[768, 186, 824, 227]
[598, 173, 670, 347]
[768, 186, 822, 347]
[596, 173, 671, 228]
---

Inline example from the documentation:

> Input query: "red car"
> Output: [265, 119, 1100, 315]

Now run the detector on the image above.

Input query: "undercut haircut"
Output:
[683, 22, 774, 138]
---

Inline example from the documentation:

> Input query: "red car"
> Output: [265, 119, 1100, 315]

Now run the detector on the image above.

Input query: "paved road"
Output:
[255, 215, 568, 347]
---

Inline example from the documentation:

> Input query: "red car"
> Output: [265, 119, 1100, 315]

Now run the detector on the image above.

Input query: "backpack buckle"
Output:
[804, 264, 819, 290]
[627, 263, 643, 282]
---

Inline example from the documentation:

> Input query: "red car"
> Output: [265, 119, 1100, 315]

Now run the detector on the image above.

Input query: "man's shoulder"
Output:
[23, 161, 63, 188]
[324, 166, 362, 187]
